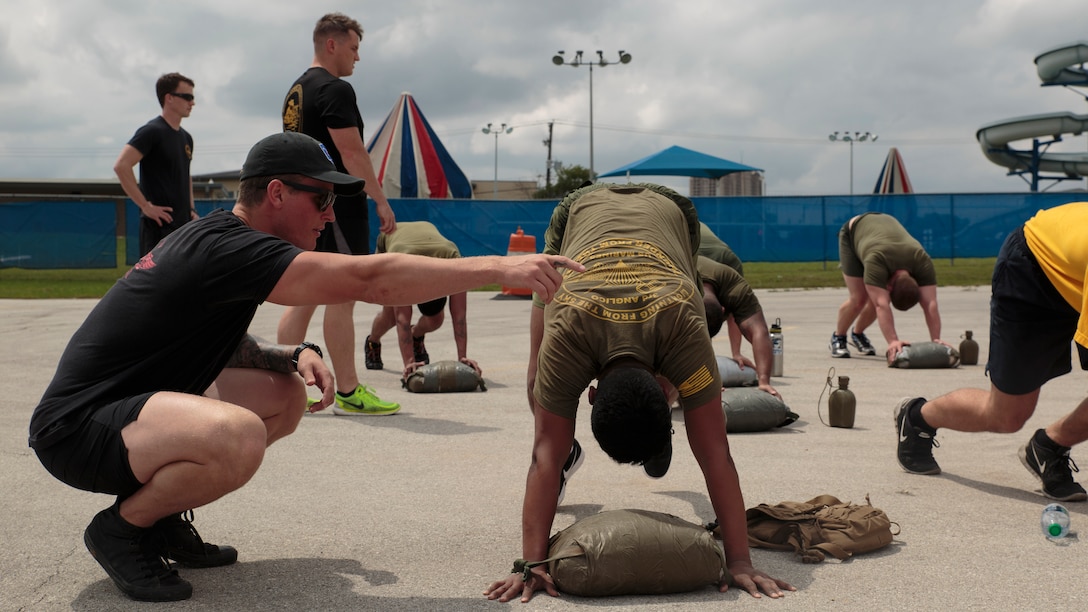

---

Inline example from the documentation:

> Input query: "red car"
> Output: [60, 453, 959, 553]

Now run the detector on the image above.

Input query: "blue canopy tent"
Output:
[597, 145, 762, 179]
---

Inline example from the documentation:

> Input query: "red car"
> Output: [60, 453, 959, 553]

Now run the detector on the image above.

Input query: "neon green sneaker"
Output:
[332, 385, 400, 416]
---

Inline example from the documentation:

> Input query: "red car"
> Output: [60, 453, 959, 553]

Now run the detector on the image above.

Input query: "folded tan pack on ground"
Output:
[402, 360, 487, 392]
[743, 494, 898, 563]
[721, 388, 799, 433]
[541, 509, 730, 597]
[888, 342, 960, 369]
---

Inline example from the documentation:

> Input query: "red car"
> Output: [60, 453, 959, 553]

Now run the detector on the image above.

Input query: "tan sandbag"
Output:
[889, 342, 960, 369]
[546, 509, 729, 597]
[721, 388, 798, 433]
[716, 355, 758, 387]
[402, 360, 487, 392]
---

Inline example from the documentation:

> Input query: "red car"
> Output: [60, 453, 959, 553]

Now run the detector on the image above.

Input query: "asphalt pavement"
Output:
[3, 286, 1088, 611]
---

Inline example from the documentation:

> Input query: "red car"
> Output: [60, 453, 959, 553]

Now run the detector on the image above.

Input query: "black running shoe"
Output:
[155, 510, 238, 568]
[84, 506, 192, 602]
[364, 335, 383, 370]
[829, 333, 851, 358]
[643, 436, 673, 479]
[412, 336, 430, 365]
[894, 397, 941, 475]
[1019, 430, 1088, 502]
[850, 330, 877, 356]
[557, 439, 585, 504]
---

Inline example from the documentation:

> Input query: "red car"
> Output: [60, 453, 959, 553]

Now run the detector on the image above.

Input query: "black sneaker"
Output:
[557, 438, 585, 504]
[643, 436, 673, 479]
[1019, 431, 1088, 502]
[84, 506, 192, 602]
[829, 333, 851, 358]
[412, 336, 430, 365]
[155, 510, 238, 568]
[850, 330, 877, 356]
[894, 397, 941, 475]
[364, 335, 383, 370]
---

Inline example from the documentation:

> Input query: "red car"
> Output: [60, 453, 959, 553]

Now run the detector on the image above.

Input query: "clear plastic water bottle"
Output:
[1041, 503, 1070, 540]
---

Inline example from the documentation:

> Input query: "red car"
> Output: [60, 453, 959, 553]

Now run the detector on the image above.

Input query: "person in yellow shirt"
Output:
[895, 202, 1088, 502]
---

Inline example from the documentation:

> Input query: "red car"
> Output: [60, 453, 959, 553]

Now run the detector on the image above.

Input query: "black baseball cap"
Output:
[240, 132, 365, 196]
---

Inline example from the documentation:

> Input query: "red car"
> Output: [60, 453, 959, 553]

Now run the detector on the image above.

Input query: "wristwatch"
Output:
[291, 341, 323, 371]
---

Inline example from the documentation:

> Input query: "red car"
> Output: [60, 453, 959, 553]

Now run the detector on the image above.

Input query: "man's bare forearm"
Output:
[226, 334, 295, 372]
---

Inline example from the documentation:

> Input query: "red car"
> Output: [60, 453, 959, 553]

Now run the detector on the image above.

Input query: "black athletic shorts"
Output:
[33, 393, 152, 498]
[987, 226, 1086, 395]
[316, 193, 370, 255]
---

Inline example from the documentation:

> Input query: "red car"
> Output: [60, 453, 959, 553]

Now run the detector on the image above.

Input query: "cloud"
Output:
[0, 0, 1086, 196]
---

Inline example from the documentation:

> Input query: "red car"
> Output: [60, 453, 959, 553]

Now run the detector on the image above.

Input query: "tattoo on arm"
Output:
[226, 334, 295, 373]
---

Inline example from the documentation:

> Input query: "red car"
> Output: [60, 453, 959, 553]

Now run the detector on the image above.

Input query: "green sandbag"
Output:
[716, 355, 758, 388]
[401, 360, 487, 392]
[721, 388, 798, 433]
[888, 342, 960, 369]
[547, 509, 729, 597]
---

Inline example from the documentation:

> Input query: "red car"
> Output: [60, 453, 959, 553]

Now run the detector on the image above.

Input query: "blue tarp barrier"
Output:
[0, 201, 115, 269]
[5, 192, 1086, 269]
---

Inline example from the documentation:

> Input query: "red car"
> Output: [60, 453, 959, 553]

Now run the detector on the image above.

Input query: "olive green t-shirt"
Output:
[376, 221, 460, 259]
[697, 222, 744, 276]
[696, 256, 761, 323]
[535, 185, 721, 420]
[840, 213, 936, 287]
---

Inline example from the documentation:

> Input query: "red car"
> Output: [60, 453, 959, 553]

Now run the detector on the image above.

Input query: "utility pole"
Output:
[543, 121, 554, 187]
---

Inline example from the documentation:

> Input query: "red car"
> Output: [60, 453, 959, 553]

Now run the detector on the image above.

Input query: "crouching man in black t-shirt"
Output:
[29, 132, 581, 603]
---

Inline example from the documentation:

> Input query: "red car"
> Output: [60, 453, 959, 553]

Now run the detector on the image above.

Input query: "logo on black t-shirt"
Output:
[283, 84, 303, 132]
[124, 251, 156, 278]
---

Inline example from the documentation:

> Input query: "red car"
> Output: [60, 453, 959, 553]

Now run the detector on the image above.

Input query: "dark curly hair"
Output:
[590, 366, 671, 465]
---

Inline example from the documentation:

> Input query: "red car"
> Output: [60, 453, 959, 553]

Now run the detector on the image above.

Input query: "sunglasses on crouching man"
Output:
[279, 179, 337, 212]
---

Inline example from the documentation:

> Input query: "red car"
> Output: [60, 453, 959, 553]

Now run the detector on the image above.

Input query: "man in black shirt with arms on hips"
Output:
[113, 72, 199, 256]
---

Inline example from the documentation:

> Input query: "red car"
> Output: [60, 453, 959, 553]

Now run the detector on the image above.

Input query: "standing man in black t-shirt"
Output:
[277, 12, 400, 416]
[114, 73, 198, 256]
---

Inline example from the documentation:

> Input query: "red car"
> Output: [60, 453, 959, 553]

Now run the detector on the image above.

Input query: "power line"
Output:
[0, 121, 970, 161]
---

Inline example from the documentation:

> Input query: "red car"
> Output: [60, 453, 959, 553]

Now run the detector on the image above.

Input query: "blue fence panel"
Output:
[1, 201, 115, 268]
[10, 192, 1088, 269]
[376, 199, 560, 257]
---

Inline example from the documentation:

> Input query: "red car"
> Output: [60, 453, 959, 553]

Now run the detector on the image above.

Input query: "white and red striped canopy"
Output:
[367, 92, 472, 199]
[873, 147, 914, 194]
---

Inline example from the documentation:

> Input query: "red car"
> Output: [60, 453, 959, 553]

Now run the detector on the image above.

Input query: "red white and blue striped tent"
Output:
[366, 92, 472, 199]
[873, 147, 914, 194]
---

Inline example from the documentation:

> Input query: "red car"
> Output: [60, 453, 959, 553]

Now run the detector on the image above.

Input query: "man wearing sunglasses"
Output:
[278, 12, 401, 417]
[30, 131, 581, 602]
[114, 72, 199, 256]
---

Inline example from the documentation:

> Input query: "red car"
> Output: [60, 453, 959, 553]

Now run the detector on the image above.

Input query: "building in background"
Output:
[690, 171, 764, 197]
[470, 179, 538, 200]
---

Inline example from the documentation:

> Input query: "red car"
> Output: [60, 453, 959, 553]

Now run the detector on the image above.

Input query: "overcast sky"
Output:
[2, 0, 1087, 196]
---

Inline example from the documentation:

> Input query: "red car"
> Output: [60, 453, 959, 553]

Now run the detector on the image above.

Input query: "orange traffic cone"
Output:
[501, 227, 537, 296]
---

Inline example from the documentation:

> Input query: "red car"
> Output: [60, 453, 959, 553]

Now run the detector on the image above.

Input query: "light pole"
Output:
[552, 49, 632, 180]
[828, 131, 878, 195]
[482, 122, 512, 199]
